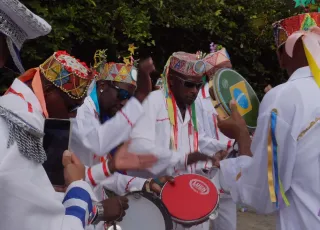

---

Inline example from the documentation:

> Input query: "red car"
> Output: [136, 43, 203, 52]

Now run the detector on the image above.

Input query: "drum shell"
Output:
[115, 191, 173, 230]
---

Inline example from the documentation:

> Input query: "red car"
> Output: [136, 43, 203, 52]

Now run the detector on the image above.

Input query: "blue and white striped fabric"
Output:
[63, 182, 93, 228]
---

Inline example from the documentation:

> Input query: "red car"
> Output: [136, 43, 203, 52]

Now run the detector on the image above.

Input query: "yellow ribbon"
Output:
[267, 125, 277, 203]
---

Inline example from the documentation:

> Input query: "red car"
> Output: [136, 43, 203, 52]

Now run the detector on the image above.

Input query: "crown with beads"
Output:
[40, 51, 96, 99]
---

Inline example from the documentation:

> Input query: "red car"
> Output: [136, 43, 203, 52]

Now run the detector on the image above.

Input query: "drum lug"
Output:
[209, 209, 219, 220]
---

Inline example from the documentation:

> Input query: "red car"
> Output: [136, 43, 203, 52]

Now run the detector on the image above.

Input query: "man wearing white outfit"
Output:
[217, 12, 320, 230]
[129, 51, 229, 230]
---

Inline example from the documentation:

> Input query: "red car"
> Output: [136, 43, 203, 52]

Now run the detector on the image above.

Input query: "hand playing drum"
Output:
[100, 196, 129, 222]
[143, 176, 175, 195]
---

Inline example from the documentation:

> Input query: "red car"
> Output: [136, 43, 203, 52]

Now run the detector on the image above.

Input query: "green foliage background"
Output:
[4, 0, 307, 97]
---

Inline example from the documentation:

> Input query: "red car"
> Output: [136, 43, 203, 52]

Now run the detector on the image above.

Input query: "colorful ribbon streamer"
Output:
[285, 26, 320, 87]
[267, 109, 290, 208]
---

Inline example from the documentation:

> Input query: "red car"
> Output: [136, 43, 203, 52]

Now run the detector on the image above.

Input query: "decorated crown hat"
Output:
[40, 51, 95, 99]
[272, 12, 320, 48]
[0, 0, 52, 73]
[204, 47, 232, 77]
[98, 62, 138, 87]
[169, 52, 208, 77]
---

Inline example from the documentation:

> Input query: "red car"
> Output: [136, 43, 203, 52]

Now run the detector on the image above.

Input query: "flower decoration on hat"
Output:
[40, 51, 95, 99]
[94, 44, 138, 87]
[123, 43, 139, 67]
[93, 49, 108, 76]
[294, 0, 315, 8]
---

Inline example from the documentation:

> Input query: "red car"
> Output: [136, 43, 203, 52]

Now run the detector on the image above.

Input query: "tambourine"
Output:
[209, 68, 260, 132]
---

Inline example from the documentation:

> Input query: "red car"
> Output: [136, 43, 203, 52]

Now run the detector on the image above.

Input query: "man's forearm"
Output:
[236, 130, 252, 157]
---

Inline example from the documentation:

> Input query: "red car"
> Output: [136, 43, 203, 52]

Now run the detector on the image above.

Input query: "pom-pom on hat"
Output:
[0, 0, 52, 73]
[272, 12, 320, 48]
[40, 51, 96, 99]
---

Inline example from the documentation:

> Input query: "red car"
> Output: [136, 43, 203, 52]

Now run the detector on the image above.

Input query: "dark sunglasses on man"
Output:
[174, 75, 204, 90]
[109, 82, 132, 100]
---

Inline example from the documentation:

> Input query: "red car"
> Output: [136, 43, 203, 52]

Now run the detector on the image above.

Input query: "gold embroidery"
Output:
[297, 117, 320, 141]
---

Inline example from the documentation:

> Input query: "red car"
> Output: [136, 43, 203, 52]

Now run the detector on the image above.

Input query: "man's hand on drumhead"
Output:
[110, 141, 158, 172]
[211, 150, 228, 168]
[147, 176, 175, 195]
[217, 100, 247, 140]
[101, 196, 129, 222]
[187, 152, 211, 165]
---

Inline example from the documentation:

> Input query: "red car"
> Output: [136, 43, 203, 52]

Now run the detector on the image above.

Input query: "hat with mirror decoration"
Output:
[162, 50, 220, 150]
[40, 51, 96, 99]
[94, 44, 138, 87]
[0, 0, 51, 73]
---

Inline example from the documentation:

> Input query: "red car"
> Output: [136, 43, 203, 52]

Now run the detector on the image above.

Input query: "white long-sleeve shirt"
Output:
[0, 78, 94, 230]
[219, 67, 320, 230]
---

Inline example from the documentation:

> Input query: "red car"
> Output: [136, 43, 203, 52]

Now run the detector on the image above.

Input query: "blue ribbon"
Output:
[271, 110, 279, 208]
[89, 83, 100, 115]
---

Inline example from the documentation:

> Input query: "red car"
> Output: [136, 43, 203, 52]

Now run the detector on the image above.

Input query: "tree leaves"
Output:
[15, 0, 291, 98]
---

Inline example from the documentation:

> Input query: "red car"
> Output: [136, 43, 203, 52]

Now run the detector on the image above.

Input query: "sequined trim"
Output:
[297, 117, 320, 141]
[0, 106, 46, 164]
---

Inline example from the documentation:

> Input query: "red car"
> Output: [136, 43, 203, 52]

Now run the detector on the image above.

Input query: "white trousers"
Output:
[211, 197, 237, 230]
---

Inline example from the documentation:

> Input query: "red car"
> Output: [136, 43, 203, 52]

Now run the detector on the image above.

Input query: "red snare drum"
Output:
[160, 174, 219, 226]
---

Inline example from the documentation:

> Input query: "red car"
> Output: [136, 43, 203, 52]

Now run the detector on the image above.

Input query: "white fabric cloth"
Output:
[0, 78, 95, 230]
[129, 90, 213, 230]
[0, 0, 52, 73]
[195, 83, 237, 230]
[71, 96, 146, 200]
[219, 67, 320, 230]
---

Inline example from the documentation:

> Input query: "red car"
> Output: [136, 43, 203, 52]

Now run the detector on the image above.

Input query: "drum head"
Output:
[213, 68, 260, 130]
[118, 191, 173, 230]
[160, 174, 219, 224]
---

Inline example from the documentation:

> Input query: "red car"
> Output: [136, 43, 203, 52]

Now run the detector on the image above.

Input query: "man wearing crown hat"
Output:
[215, 11, 320, 229]
[70, 54, 175, 226]
[0, 0, 51, 74]
[0, 51, 157, 229]
[127, 51, 231, 230]
[195, 46, 238, 230]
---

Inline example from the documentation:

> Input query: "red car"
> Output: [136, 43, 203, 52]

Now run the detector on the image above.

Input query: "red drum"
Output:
[160, 174, 219, 226]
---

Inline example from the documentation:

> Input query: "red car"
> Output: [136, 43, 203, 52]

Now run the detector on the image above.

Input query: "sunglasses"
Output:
[175, 75, 204, 89]
[110, 82, 132, 100]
